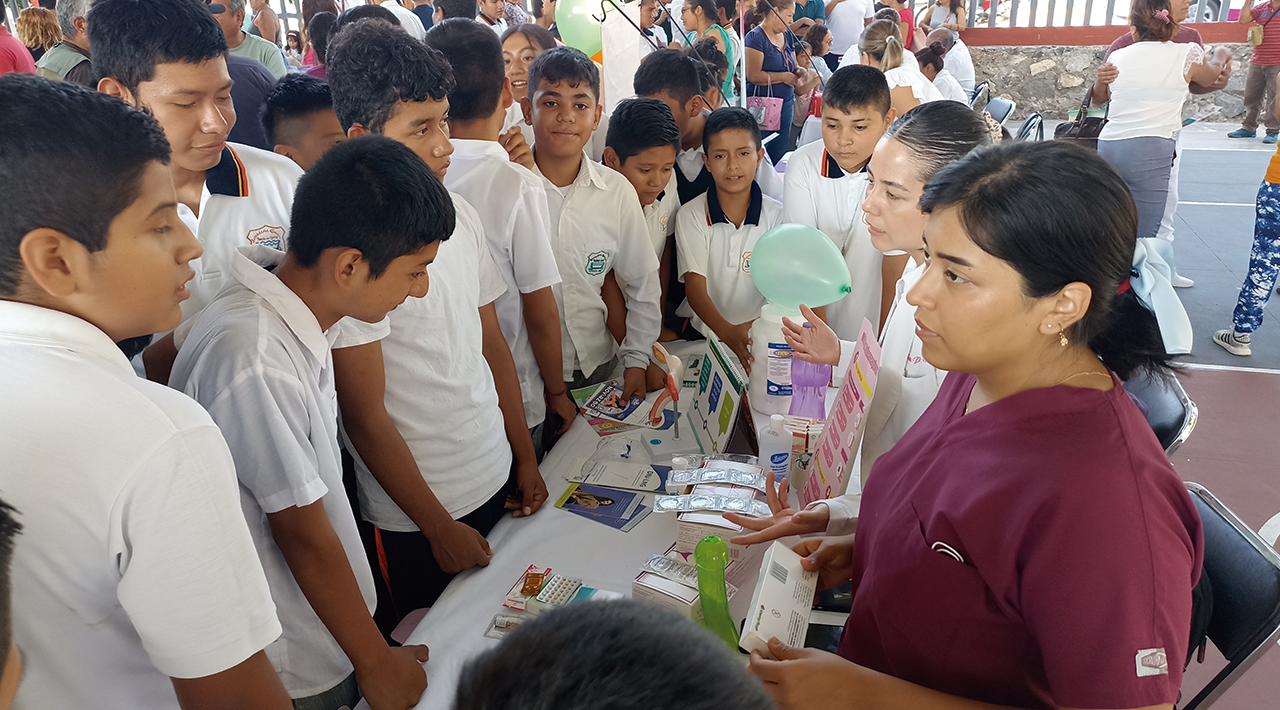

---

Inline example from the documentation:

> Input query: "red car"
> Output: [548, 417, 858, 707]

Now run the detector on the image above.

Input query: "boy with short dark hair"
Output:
[0, 74, 289, 710]
[435, 0, 477, 21]
[524, 47, 663, 402]
[782, 65, 906, 339]
[425, 19, 574, 459]
[262, 73, 349, 170]
[326, 19, 548, 631]
[675, 107, 781, 370]
[89, 0, 303, 380]
[170, 135, 448, 710]
[634, 48, 784, 205]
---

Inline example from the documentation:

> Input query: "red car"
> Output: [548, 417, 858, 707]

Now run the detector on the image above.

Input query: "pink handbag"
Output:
[747, 82, 783, 131]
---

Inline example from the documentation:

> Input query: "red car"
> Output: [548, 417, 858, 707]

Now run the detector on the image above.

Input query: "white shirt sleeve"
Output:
[508, 183, 562, 294]
[1183, 42, 1205, 76]
[332, 316, 390, 350]
[807, 493, 861, 536]
[755, 156, 786, 203]
[674, 198, 710, 281]
[611, 189, 663, 371]
[116, 425, 281, 678]
[782, 154, 821, 228]
[476, 235, 508, 308]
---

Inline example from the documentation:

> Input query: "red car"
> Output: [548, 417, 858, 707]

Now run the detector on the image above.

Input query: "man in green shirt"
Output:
[35, 0, 94, 86]
[210, 0, 286, 79]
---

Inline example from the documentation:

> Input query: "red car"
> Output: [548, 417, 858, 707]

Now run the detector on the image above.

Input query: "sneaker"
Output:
[1228, 128, 1258, 138]
[1172, 273, 1195, 288]
[1213, 329, 1252, 356]
[1266, 133, 1279, 145]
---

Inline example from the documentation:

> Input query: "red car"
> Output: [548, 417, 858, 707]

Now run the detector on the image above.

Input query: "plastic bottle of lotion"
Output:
[757, 414, 792, 484]
[749, 303, 807, 415]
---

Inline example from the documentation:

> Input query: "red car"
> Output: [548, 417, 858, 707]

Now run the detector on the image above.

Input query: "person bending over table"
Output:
[733, 141, 1203, 710]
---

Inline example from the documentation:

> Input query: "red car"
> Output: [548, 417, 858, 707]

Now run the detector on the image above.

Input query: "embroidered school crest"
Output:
[585, 251, 609, 276]
[245, 225, 286, 250]
[741, 251, 752, 274]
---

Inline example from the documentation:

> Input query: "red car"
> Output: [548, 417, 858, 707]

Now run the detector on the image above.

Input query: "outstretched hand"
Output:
[781, 304, 841, 367]
[724, 471, 830, 545]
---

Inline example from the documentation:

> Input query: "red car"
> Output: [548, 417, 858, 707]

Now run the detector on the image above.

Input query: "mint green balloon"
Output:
[557, 0, 603, 61]
[750, 223, 853, 309]
[695, 535, 739, 650]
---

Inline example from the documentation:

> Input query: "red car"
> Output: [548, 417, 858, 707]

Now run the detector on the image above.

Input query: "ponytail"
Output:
[858, 19, 905, 71]
[881, 34, 904, 71]
[914, 42, 946, 73]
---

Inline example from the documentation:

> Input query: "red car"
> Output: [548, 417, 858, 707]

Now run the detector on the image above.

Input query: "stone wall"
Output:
[969, 42, 1251, 122]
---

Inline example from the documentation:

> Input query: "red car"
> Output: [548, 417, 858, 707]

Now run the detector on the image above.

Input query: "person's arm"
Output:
[1240, 3, 1255, 24]
[143, 331, 180, 384]
[171, 652, 292, 710]
[480, 302, 548, 517]
[945, 10, 966, 30]
[261, 45, 287, 80]
[797, 66, 822, 94]
[254, 11, 277, 43]
[879, 253, 909, 332]
[267, 502, 431, 710]
[602, 271, 628, 344]
[332, 341, 494, 574]
[612, 199, 664, 401]
[746, 46, 799, 86]
[1092, 60, 1117, 103]
[685, 273, 753, 369]
[521, 286, 577, 434]
[1186, 45, 1232, 87]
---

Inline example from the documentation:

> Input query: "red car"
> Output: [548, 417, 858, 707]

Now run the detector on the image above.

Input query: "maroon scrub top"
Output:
[840, 371, 1203, 709]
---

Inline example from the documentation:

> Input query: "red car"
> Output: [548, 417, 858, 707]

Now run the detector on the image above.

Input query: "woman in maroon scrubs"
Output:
[749, 141, 1203, 710]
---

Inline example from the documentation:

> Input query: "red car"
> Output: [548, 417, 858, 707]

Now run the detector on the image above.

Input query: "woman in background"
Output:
[15, 7, 59, 62]
[915, 42, 968, 101]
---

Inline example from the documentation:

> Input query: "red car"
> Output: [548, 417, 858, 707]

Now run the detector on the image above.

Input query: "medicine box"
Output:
[631, 544, 744, 622]
[674, 483, 763, 560]
[739, 541, 819, 658]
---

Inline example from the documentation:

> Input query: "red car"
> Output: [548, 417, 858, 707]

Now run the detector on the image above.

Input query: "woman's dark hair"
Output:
[336, 4, 400, 30]
[947, 0, 964, 15]
[1130, 0, 1175, 42]
[301, 0, 339, 30]
[689, 36, 728, 94]
[500, 22, 558, 51]
[756, 0, 795, 17]
[308, 12, 336, 64]
[914, 42, 946, 73]
[885, 100, 991, 182]
[803, 23, 830, 52]
[919, 141, 1175, 379]
[686, 0, 718, 24]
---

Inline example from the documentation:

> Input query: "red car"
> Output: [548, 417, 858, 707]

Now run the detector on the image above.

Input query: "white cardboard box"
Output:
[739, 541, 819, 658]
[631, 544, 747, 622]
[675, 483, 764, 560]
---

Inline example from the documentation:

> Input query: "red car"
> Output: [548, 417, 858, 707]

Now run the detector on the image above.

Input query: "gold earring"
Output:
[1059, 327, 1069, 348]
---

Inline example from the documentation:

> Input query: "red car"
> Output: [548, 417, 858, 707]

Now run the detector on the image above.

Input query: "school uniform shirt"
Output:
[674, 182, 780, 333]
[944, 37, 976, 94]
[445, 139, 562, 427]
[644, 174, 681, 260]
[674, 140, 785, 205]
[336, 194, 513, 525]
[385, 0, 428, 39]
[0, 301, 280, 710]
[842, 371, 1202, 709]
[933, 67, 969, 103]
[478, 13, 508, 36]
[782, 139, 883, 341]
[169, 246, 375, 698]
[535, 153, 663, 378]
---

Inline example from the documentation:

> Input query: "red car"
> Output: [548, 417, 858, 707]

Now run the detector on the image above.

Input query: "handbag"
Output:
[747, 80, 784, 131]
[1250, 3, 1276, 47]
[1053, 87, 1109, 151]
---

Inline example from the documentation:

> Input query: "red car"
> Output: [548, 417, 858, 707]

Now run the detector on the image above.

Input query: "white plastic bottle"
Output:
[749, 303, 808, 415]
[757, 414, 792, 484]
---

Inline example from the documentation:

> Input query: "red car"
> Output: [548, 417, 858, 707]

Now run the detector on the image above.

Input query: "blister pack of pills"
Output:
[642, 554, 701, 587]
[653, 493, 771, 517]
[673, 453, 760, 469]
[669, 468, 767, 492]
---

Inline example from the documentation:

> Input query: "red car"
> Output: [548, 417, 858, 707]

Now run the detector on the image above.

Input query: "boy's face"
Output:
[276, 108, 348, 170]
[703, 127, 761, 197]
[821, 103, 892, 173]
[640, 0, 658, 26]
[502, 33, 544, 98]
[526, 78, 602, 161]
[111, 59, 236, 176]
[345, 242, 440, 323]
[607, 144, 677, 206]
[375, 97, 454, 179]
[480, 0, 504, 20]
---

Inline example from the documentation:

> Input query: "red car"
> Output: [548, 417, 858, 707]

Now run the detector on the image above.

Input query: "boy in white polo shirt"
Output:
[89, 0, 303, 378]
[326, 19, 548, 632]
[170, 136, 447, 710]
[426, 19, 575, 459]
[783, 65, 907, 339]
[525, 47, 664, 404]
[0, 75, 289, 710]
[675, 107, 782, 371]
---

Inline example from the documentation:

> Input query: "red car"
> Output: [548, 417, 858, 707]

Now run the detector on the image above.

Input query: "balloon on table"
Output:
[750, 223, 853, 309]
[557, 0, 603, 62]
[694, 535, 739, 650]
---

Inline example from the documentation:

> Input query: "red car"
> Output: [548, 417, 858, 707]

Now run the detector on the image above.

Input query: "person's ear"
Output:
[272, 144, 303, 168]
[883, 107, 898, 127]
[688, 94, 706, 117]
[73, 15, 87, 38]
[234, 8, 246, 23]
[331, 247, 367, 289]
[97, 76, 137, 107]
[520, 95, 533, 125]
[755, 146, 765, 165]
[592, 101, 604, 129]
[1042, 281, 1093, 336]
[500, 76, 514, 111]
[18, 229, 90, 300]
[433, 5, 442, 22]
[347, 123, 371, 139]
[602, 146, 621, 170]
[860, 51, 873, 65]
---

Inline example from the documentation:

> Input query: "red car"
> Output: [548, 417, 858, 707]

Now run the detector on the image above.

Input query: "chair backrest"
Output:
[968, 80, 989, 109]
[1181, 483, 1280, 710]
[1015, 113, 1043, 141]
[986, 97, 1016, 125]
[1123, 370, 1197, 456]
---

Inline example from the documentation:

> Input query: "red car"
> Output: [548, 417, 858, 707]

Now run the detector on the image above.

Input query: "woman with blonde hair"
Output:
[843, 18, 942, 114]
[16, 7, 60, 62]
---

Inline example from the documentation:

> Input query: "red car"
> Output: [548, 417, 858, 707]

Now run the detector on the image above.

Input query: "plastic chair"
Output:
[985, 97, 1016, 126]
[1015, 113, 1044, 141]
[1123, 370, 1198, 457]
[968, 80, 989, 110]
[1181, 482, 1280, 710]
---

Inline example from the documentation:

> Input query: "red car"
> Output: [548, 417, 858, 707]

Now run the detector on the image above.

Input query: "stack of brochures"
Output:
[553, 482, 651, 532]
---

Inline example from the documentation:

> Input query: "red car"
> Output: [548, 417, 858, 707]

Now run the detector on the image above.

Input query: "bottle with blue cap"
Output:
[756, 414, 791, 484]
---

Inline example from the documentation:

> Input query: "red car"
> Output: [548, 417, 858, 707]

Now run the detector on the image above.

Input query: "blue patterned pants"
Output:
[1232, 180, 1280, 334]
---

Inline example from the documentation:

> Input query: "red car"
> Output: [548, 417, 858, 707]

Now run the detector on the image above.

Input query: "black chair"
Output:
[1182, 483, 1280, 710]
[1123, 370, 1198, 457]
[968, 80, 989, 110]
[1015, 113, 1044, 141]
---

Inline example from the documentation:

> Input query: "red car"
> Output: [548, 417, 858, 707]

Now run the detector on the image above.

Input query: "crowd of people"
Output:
[0, 0, 1250, 708]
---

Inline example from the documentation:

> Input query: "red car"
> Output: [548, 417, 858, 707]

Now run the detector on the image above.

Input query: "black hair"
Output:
[689, 36, 728, 96]
[335, 3, 400, 29]
[289, 135, 454, 276]
[308, 11, 337, 64]
[262, 73, 334, 147]
[1131, 0, 1175, 41]
[606, 97, 681, 163]
[914, 42, 946, 73]
[436, 0, 478, 19]
[88, 0, 228, 94]
[454, 601, 773, 710]
[0, 74, 170, 296]
[884, 99, 990, 184]
[823, 65, 891, 116]
[803, 22, 830, 51]
[500, 20, 557, 51]
[634, 48, 700, 106]
[702, 106, 760, 153]
[527, 46, 599, 102]
[302, 0, 340, 29]
[757, 0, 795, 14]
[874, 6, 899, 21]
[327, 19, 456, 133]
[919, 141, 1175, 379]
[687, 0, 718, 23]
[0, 500, 21, 674]
[715, 0, 739, 24]
[425, 18, 505, 122]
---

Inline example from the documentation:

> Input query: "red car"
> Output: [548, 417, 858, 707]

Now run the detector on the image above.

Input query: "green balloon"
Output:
[694, 535, 740, 650]
[750, 223, 853, 309]
[557, 0, 603, 60]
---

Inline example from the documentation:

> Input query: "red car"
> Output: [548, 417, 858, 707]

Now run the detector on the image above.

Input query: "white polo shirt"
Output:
[675, 182, 780, 333]
[337, 194, 512, 525]
[445, 139, 562, 427]
[644, 174, 681, 260]
[674, 141, 785, 205]
[945, 38, 976, 95]
[826, 0, 875, 55]
[0, 301, 280, 710]
[478, 13, 508, 35]
[169, 246, 375, 698]
[535, 153, 662, 378]
[385, 0, 427, 39]
[782, 139, 883, 340]
[933, 68, 970, 103]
